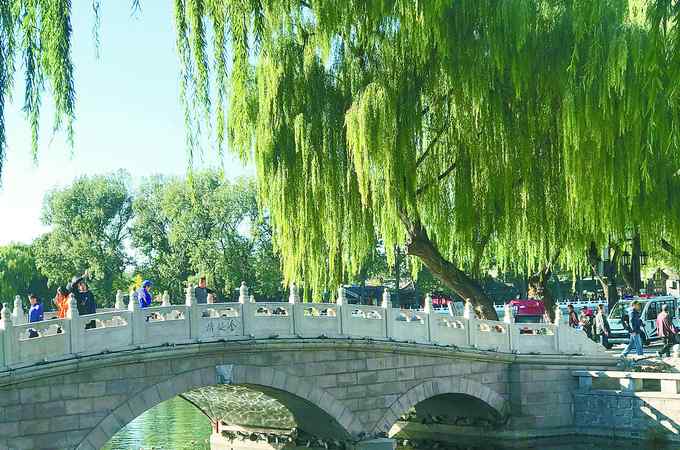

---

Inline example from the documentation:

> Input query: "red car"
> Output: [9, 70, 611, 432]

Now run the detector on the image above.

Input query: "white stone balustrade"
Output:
[0, 285, 608, 371]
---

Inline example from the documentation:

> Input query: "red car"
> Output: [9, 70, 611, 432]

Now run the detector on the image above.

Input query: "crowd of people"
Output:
[21, 274, 217, 336]
[566, 303, 611, 347]
[566, 300, 678, 358]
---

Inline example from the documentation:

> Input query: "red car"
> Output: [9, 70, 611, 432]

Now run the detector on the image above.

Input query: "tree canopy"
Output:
[33, 171, 133, 303]
[131, 173, 284, 300]
[4, 1, 680, 314]
[0, 242, 49, 304]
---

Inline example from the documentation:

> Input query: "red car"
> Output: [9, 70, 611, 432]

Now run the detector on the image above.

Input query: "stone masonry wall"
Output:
[0, 339, 608, 450]
[574, 391, 680, 442]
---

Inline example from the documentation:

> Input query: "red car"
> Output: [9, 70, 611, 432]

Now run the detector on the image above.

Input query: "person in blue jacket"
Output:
[620, 300, 645, 358]
[27, 293, 44, 338]
[137, 280, 153, 308]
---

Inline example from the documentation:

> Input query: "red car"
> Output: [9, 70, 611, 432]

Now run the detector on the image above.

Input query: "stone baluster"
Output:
[381, 289, 392, 338]
[554, 305, 563, 326]
[128, 288, 138, 312]
[0, 303, 10, 328]
[11, 295, 26, 325]
[424, 293, 433, 314]
[289, 283, 299, 304]
[381, 289, 392, 309]
[161, 291, 171, 307]
[249, 294, 256, 304]
[337, 286, 345, 306]
[238, 282, 248, 304]
[463, 298, 473, 320]
[66, 294, 78, 320]
[185, 283, 200, 341]
[65, 293, 82, 354]
[504, 303, 514, 324]
[114, 290, 125, 310]
[422, 294, 434, 343]
[129, 287, 146, 345]
[185, 283, 195, 307]
[0, 303, 14, 366]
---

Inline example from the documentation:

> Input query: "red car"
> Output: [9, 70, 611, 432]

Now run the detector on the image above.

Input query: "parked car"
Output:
[494, 299, 547, 324]
[607, 295, 677, 346]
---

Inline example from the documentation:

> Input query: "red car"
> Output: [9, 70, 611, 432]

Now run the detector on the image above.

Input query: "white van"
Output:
[607, 295, 677, 347]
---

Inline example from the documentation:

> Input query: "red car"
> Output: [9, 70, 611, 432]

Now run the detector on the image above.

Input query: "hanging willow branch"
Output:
[4, 0, 680, 300]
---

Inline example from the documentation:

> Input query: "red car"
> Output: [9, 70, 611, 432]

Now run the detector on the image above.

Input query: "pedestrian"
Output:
[137, 280, 153, 308]
[194, 276, 215, 304]
[656, 304, 676, 358]
[620, 300, 644, 358]
[67, 275, 97, 329]
[595, 304, 611, 348]
[579, 307, 593, 340]
[52, 286, 69, 319]
[567, 304, 579, 328]
[27, 294, 44, 338]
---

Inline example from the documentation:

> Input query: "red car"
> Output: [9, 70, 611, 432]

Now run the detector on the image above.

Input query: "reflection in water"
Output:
[104, 396, 671, 450]
[103, 397, 211, 450]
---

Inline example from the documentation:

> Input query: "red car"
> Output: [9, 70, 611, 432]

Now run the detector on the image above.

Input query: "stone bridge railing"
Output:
[0, 283, 606, 370]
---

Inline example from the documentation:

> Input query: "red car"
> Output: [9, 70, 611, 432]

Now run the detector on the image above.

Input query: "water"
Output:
[103, 397, 211, 450]
[103, 397, 669, 450]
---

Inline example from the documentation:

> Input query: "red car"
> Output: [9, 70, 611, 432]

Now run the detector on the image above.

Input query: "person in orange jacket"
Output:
[53, 286, 69, 319]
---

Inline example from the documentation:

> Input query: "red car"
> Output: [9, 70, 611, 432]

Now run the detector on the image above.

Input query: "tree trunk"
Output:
[527, 249, 560, 322]
[528, 268, 556, 321]
[402, 217, 498, 320]
[587, 241, 620, 310]
[630, 232, 642, 293]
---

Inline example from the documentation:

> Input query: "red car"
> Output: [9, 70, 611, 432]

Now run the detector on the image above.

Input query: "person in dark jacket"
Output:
[137, 280, 153, 308]
[620, 300, 644, 358]
[595, 304, 611, 348]
[656, 304, 676, 358]
[567, 304, 579, 328]
[194, 276, 215, 304]
[579, 307, 594, 339]
[66, 275, 97, 329]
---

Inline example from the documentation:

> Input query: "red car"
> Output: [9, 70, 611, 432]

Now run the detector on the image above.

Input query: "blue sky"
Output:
[0, 1, 251, 245]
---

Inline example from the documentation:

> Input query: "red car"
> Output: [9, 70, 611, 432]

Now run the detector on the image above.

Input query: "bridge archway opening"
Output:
[408, 393, 501, 426]
[375, 378, 507, 437]
[179, 383, 350, 440]
[88, 365, 354, 450]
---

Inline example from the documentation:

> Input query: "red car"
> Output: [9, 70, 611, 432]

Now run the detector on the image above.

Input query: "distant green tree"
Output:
[250, 218, 285, 301]
[130, 176, 192, 300]
[33, 172, 133, 306]
[131, 173, 284, 301]
[0, 243, 50, 307]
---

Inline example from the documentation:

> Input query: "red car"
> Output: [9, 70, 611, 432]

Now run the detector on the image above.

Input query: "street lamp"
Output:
[640, 251, 648, 266]
[621, 250, 631, 267]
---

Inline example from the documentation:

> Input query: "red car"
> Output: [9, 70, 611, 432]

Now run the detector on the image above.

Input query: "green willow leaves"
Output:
[170, 0, 680, 294]
[5, 1, 680, 300]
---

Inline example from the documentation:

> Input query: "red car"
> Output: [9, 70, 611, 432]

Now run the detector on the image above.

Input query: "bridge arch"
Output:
[373, 377, 508, 435]
[78, 364, 356, 450]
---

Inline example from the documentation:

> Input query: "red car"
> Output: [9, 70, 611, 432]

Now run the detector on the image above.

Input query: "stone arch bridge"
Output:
[0, 286, 615, 449]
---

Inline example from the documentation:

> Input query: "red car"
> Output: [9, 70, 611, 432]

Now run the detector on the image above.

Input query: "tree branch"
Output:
[661, 238, 677, 257]
[416, 161, 456, 197]
[415, 125, 448, 169]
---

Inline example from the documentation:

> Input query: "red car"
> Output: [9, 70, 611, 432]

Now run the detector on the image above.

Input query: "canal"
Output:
[102, 396, 671, 450]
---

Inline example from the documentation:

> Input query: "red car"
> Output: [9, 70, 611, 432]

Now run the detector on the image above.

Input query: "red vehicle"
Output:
[507, 299, 546, 324]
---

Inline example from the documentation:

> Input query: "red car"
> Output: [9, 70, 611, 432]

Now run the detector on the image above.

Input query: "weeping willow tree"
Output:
[4, 1, 680, 318]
